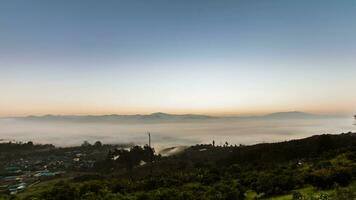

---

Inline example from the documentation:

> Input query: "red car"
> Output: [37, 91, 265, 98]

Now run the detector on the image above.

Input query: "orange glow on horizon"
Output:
[0, 104, 354, 117]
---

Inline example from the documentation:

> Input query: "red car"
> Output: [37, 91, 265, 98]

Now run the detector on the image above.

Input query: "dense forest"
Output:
[1, 132, 356, 199]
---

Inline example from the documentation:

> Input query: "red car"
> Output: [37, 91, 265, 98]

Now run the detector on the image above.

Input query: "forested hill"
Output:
[2, 132, 356, 200]
[89, 132, 356, 199]
[176, 132, 356, 167]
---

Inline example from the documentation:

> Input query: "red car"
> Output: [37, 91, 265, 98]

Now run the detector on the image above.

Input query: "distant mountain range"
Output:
[11, 111, 335, 123]
[16, 112, 216, 123]
[261, 111, 321, 119]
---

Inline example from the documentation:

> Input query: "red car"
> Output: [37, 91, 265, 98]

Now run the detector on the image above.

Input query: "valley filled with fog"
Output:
[1, 116, 355, 151]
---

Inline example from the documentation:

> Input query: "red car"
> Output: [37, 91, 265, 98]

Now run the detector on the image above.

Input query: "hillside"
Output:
[1, 132, 356, 199]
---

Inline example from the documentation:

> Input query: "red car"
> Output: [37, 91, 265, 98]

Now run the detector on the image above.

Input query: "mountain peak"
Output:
[264, 111, 316, 119]
[150, 112, 170, 116]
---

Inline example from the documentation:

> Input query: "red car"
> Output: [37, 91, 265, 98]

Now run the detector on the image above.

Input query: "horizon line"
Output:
[0, 111, 351, 118]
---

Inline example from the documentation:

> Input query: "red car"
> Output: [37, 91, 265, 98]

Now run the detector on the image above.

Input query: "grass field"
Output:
[15, 177, 71, 199]
[245, 182, 356, 200]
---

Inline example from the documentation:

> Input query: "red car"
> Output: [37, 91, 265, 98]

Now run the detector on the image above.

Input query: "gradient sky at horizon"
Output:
[1, 0, 356, 116]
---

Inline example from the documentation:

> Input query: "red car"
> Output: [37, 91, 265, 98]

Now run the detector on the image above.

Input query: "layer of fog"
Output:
[0, 117, 355, 151]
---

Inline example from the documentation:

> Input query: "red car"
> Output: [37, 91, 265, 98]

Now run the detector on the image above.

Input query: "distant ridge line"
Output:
[2, 111, 339, 123]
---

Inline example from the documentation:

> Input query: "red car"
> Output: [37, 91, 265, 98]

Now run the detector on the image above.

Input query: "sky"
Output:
[0, 0, 356, 117]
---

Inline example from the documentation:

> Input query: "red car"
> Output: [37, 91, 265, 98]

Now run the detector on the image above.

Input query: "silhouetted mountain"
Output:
[17, 112, 216, 123]
[10, 111, 336, 124]
[261, 111, 319, 119]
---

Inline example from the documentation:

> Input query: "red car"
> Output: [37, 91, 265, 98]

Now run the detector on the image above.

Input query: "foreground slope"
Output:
[1, 132, 356, 199]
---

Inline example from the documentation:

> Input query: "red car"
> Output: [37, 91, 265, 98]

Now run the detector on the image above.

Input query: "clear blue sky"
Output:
[1, 0, 356, 116]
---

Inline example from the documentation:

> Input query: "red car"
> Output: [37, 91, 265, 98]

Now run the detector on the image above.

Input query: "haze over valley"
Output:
[1, 112, 354, 149]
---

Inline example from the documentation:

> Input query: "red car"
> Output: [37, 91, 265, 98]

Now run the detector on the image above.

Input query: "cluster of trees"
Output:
[14, 179, 245, 200]
[292, 186, 356, 200]
[0, 141, 54, 154]
[95, 145, 155, 174]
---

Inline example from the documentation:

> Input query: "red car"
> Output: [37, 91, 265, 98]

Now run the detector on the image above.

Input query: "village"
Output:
[0, 141, 127, 194]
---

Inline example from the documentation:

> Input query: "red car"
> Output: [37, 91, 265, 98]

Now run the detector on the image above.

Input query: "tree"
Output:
[94, 141, 102, 147]
[81, 141, 91, 147]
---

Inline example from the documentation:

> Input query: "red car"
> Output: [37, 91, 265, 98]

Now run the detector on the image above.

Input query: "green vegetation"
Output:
[1, 132, 356, 199]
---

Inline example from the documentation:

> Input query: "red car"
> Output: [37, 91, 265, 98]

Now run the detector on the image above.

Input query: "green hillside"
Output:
[1, 132, 356, 200]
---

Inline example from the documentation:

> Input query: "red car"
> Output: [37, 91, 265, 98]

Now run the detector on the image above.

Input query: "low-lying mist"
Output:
[0, 117, 355, 150]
